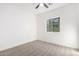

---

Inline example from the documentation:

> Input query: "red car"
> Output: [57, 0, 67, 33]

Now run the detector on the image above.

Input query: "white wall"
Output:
[37, 4, 78, 49]
[76, 4, 79, 48]
[0, 3, 79, 51]
[0, 4, 37, 51]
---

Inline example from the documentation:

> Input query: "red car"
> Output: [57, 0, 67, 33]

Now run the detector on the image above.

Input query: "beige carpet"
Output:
[0, 40, 79, 56]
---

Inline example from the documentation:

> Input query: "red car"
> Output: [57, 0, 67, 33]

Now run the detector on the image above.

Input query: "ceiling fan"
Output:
[35, 3, 53, 9]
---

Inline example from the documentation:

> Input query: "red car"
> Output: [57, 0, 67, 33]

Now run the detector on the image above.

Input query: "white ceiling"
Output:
[32, 3, 69, 14]
[0, 3, 69, 14]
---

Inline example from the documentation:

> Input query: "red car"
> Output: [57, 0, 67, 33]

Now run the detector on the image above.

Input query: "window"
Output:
[47, 17, 60, 32]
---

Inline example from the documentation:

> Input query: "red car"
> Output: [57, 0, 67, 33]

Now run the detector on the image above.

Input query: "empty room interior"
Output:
[0, 3, 79, 56]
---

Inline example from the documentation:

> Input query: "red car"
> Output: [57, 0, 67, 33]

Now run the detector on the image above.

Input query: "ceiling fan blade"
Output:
[48, 3, 53, 5]
[35, 3, 40, 9]
[43, 3, 49, 8]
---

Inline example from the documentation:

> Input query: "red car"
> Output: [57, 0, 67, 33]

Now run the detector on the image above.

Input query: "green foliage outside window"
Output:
[47, 17, 60, 32]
